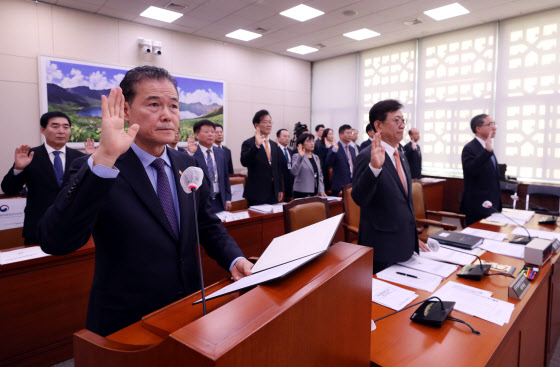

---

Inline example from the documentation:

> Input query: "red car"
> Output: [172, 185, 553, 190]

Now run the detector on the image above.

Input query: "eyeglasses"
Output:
[481, 122, 496, 127]
[390, 118, 407, 126]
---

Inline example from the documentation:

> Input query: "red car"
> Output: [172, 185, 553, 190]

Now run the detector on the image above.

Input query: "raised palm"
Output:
[14, 145, 34, 170]
[370, 133, 385, 169]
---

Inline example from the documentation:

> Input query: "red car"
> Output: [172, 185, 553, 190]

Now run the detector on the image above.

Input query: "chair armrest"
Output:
[342, 223, 359, 234]
[427, 210, 465, 219]
[415, 218, 457, 231]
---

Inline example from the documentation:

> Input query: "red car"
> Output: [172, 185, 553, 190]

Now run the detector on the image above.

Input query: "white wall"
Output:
[0, 0, 311, 192]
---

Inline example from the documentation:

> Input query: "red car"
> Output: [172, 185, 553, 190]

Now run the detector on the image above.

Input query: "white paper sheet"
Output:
[371, 278, 418, 310]
[249, 203, 286, 213]
[485, 213, 527, 226]
[480, 239, 525, 259]
[398, 254, 458, 278]
[376, 265, 443, 292]
[0, 246, 50, 265]
[511, 227, 560, 241]
[502, 208, 535, 221]
[250, 214, 344, 274]
[326, 196, 342, 202]
[419, 246, 477, 266]
[230, 184, 245, 202]
[461, 227, 508, 241]
[215, 211, 250, 222]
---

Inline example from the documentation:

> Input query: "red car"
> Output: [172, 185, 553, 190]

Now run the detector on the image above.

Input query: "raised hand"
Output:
[92, 87, 139, 167]
[297, 143, 305, 156]
[412, 141, 417, 150]
[187, 135, 197, 154]
[324, 140, 332, 148]
[84, 138, 97, 155]
[14, 145, 34, 170]
[485, 135, 493, 152]
[370, 132, 386, 169]
[255, 126, 263, 148]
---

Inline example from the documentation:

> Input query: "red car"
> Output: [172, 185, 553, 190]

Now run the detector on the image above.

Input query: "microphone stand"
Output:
[191, 187, 208, 315]
[484, 202, 532, 244]
[430, 241, 491, 280]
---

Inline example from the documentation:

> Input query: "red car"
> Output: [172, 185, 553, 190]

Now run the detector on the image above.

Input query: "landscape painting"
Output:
[39, 57, 225, 145]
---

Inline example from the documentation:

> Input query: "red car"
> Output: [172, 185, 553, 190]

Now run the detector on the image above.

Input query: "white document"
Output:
[215, 211, 250, 222]
[432, 281, 514, 326]
[511, 227, 560, 241]
[420, 178, 446, 183]
[376, 265, 443, 292]
[326, 196, 342, 202]
[251, 214, 344, 273]
[480, 239, 525, 259]
[419, 246, 477, 266]
[371, 278, 418, 310]
[196, 252, 319, 303]
[398, 254, 458, 278]
[461, 227, 508, 241]
[0, 246, 50, 265]
[0, 197, 26, 230]
[249, 203, 286, 214]
[502, 208, 535, 221]
[485, 213, 527, 226]
[230, 184, 244, 202]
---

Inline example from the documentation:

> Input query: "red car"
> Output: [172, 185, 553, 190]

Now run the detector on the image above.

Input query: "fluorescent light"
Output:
[343, 28, 380, 41]
[140, 6, 183, 23]
[280, 4, 324, 22]
[287, 45, 318, 55]
[424, 3, 469, 21]
[226, 29, 262, 41]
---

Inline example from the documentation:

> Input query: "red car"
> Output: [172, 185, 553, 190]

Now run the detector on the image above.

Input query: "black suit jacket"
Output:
[221, 145, 234, 175]
[39, 147, 244, 336]
[240, 137, 284, 204]
[403, 141, 422, 179]
[1, 145, 84, 244]
[192, 146, 231, 211]
[360, 139, 372, 151]
[352, 147, 418, 265]
[460, 138, 502, 221]
[278, 145, 295, 197]
[325, 142, 356, 193]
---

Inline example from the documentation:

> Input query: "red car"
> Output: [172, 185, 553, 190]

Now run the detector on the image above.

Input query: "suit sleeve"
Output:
[325, 146, 336, 168]
[351, 152, 381, 207]
[462, 144, 494, 177]
[227, 149, 234, 175]
[1, 164, 26, 195]
[240, 139, 259, 167]
[290, 153, 303, 176]
[316, 156, 325, 194]
[223, 160, 232, 202]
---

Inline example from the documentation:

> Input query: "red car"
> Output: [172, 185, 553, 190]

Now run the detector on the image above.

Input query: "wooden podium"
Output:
[73, 242, 373, 366]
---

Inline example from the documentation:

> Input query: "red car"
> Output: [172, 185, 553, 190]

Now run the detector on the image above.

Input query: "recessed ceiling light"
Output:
[226, 29, 262, 41]
[287, 45, 318, 55]
[343, 28, 380, 41]
[280, 4, 324, 22]
[140, 6, 183, 23]
[424, 3, 469, 21]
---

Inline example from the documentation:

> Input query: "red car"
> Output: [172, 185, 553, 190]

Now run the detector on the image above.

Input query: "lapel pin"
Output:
[179, 170, 182, 176]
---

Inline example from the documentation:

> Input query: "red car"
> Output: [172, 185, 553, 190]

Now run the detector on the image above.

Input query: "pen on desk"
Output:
[396, 271, 420, 279]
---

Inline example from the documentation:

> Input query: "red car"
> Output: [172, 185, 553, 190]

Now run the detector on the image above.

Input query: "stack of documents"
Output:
[326, 196, 342, 202]
[215, 211, 250, 222]
[461, 227, 508, 241]
[419, 246, 478, 266]
[397, 254, 458, 278]
[249, 203, 286, 213]
[431, 282, 514, 326]
[372, 278, 418, 310]
[480, 239, 525, 259]
[512, 227, 560, 241]
[503, 208, 535, 221]
[376, 265, 443, 292]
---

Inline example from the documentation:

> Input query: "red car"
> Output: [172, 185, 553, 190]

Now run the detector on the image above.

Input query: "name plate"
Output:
[508, 273, 531, 300]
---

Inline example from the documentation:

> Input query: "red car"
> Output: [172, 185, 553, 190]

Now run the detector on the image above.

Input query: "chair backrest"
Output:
[525, 184, 560, 214]
[411, 180, 427, 220]
[283, 197, 329, 233]
[500, 181, 519, 209]
[229, 174, 248, 211]
[342, 184, 360, 230]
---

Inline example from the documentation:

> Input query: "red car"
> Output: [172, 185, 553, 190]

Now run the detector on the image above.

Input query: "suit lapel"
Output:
[194, 147, 209, 176]
[36, 145, 59, 187]
[116, 148, 176, 239]
[383, 152, 408, 198]
[168, 148, 195, 244]
[213, 147, 225, 178]
[303, 154, 314, 171]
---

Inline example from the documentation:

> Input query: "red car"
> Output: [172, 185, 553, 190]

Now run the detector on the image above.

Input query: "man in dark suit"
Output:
[460, 114, 502, 226]
[240, 110, 284, 206]
[352, 99, 429, 273]
[1, 112, 87, 245]
[276, 128, 294, 198]
[325, 124, 356, 196]
[39, 66, 252, 337]
[214, 124, 234, 174]
[186, 119, 231, 213]
[403, 128, 422, 179]
[314, 124, 325, 145]
[360, 123, 375, 151]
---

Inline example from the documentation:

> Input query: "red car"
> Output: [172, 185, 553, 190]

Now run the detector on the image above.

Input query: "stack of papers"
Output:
[376, 265, 443, 292]
[431, 282, 514, 326]
[419, 246, 477, 266]
[503, 208, 535, 221]
[249, 203, 286, 214]
[461, 227, 508, 241]
[326, 196, 342, 202]
[485, 213, 528, 226]
[511, 227, 560, 241]
[215, 211, 250, 222]
[420, 178, 446, 183]
[0, 246, 50, 265]
[480, 239, 525, 259]
[398, 254, 458, 278]
[372, 278, 418, 310]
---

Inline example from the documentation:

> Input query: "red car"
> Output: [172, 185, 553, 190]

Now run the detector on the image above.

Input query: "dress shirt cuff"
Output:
[13, 168, 23, 175]
[332, 146, 338, 152]
[369, 163, 382, 177]
[187, 150, 195, 156]
[88, 155, 119, 178]
[229, 256, 245, 272]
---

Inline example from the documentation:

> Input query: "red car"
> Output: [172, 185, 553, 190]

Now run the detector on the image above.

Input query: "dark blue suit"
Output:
[325, 142, 356, 195]
[192, 145, 231, 213]
[39, 147, 244, 336]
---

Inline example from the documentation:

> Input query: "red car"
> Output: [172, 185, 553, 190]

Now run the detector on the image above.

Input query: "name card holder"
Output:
[508, 272, 531, 300]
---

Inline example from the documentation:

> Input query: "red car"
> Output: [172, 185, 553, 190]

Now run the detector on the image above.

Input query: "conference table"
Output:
[370, 215, 560, 367]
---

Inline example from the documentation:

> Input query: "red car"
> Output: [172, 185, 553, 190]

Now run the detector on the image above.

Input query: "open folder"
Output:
[194, 213, 344, 304]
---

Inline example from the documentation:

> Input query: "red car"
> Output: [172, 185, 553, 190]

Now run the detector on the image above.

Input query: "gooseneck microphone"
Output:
[427, 238, 491, 280]
[180, 167, 208, 315]
[482, 200, 532, 244]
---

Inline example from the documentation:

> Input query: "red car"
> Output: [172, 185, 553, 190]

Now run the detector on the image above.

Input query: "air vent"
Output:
[342, 10, 357, 17]
[254, 27, 269, 34]
[165, 2, 187, 12]
[403, 18, 423, 26]
[314, 43, 326, 49]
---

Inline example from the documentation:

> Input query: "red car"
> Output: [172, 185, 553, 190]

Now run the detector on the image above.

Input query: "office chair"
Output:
[228, 174, 248, 211]
[341, 184, 359, 244]
[283, 197, 329, 233]
[525, 184, 560, 216]
[500, 181, 519, 209]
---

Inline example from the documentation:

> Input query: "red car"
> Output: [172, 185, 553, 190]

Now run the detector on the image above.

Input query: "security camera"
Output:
[152, 41, 163, 56]
[138, 38, 152, 54]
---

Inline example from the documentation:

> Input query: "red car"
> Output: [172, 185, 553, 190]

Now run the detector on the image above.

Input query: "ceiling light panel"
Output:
[424, 3, 469, 21]
[226, 29, 262, 41]
[343, 28, 380, 41]
[140, 6, 183, 23]
[287, 45, 318, 55]
[280, 4, 324, 22]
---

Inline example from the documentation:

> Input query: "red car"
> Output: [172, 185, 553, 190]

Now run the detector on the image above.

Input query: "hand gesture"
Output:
[255, 126, 263, 147]
[84, 138, 97, 154]
[370, 132, 385, 169]
[419, 240, 430, 252]
[318, 192, 327, 198]
[278, 191, 284, 203]
[297, 143, 305, 156]
[412, 141, 417, 150]
[187, 135, 197, 154]
[14, 145, 34, 170]
[231, 258, 253, 281]
[92, 87, 139, 167]
[324, 140, 332, 148]
[485, 135, 493, 152]
[225, 202, 232, 211]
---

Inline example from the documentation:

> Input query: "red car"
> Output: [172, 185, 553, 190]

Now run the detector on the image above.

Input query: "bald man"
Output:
[403, 128, 422, 179]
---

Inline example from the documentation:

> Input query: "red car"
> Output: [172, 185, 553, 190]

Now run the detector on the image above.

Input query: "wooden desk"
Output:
[370, 216, 560, 367]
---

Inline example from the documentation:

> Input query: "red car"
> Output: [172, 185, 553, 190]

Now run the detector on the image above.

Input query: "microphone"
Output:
[482, 200, 532, 245]
[427, 238, 490, 280]
[179, 167, 208, 315]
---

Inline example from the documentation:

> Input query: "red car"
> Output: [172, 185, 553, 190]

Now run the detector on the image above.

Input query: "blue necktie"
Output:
[491, 155, 497, 170]
[206, 149, 216, 197]
[150, 158, 179, 239]
[284, 147, 289, 162]
[52, 151, 63, 187]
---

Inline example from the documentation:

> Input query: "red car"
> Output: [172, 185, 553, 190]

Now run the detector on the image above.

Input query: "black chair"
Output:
[525, 184, 560, 215]
[500, 181, 519, 209]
